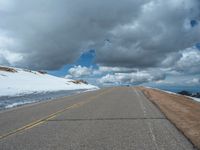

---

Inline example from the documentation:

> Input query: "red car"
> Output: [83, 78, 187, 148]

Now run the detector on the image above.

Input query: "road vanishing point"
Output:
[0, 87, 195, 150]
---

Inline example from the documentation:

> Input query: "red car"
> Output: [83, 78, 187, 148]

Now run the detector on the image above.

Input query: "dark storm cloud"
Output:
[95, 0, 200, 68]
[0, 0, 146, 69]
[0, 0, 200, 71]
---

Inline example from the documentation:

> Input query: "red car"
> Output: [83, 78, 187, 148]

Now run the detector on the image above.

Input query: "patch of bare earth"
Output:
[0, 66, 17, 73]
[137, 87, 200, 149]
[70, 80, 88, 84]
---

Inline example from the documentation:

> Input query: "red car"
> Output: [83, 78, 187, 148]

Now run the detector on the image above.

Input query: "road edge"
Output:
[137, 87, 199, 150]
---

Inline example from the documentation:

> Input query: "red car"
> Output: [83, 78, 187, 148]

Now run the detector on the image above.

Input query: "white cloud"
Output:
[0, 33, 17, 49]
[0, 49, 23, 65]
[175, 47, 200, 74]
[66, 65, 93, 78]
[99, 66, 137, 73]
[0, 31, 23, 65]
[99, 71, 165, 85]
[186, 78, 200, 85]
[0, 0, 14, 12]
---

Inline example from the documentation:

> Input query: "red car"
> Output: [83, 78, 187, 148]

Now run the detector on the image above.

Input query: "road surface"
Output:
[0, 87, 195, 150]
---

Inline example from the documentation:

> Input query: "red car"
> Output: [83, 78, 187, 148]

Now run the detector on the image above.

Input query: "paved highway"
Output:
[0, 87, 195, 150]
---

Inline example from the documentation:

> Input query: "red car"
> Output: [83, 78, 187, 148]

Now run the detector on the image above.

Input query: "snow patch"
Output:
[187, 96, 200, 103]
[5, 101, 36, 109]
[0, 65, 98, 97]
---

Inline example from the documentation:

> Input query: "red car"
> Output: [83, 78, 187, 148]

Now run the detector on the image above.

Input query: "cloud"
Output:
[0, 54, 9, 65]
[99, 66, 137, 73]
[0, 0, 199, 71]
[1, 0, 200, 88]
[0, 0, 14, 12]
[0, 49, 23, 65]
[161, 52, 182, 67]
[174, 47, 200, 74]
[0, 0, 146, 69]
[66, 65, 92, 78]
[99, 70, 165, 85]
[96, 0, 200, 68]
[186, 78, 200, 85]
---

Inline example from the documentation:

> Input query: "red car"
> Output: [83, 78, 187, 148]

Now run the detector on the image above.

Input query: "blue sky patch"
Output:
[47, 50, 96, 77]
[190, 20, 198, 27]
[196, 43, 200, 50]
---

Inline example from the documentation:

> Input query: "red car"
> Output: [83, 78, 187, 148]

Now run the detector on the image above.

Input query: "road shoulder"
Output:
[137, 87, 200, 150]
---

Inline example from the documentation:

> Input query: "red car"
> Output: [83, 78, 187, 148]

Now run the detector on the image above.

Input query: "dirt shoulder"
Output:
[137, 87, 200, 149]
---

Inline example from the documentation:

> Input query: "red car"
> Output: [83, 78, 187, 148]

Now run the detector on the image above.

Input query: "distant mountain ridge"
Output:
[178, 90, 200, 98]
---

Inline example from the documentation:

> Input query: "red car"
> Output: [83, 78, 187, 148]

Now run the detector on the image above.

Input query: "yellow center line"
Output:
[0, 88, 113, 140]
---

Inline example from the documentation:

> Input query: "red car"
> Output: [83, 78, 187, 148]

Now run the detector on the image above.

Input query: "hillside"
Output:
[0, 66, 98, 97]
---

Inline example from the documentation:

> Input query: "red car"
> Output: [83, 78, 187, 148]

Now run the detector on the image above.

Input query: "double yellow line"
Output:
[0, 88, 113, 140]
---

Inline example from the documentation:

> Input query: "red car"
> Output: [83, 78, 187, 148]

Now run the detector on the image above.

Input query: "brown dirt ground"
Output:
[0, 66, 17, 73]
[137, 87, 200, 149]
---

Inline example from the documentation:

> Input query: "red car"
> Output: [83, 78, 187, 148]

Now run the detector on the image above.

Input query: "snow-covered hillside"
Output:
[0, 66, 98, 97]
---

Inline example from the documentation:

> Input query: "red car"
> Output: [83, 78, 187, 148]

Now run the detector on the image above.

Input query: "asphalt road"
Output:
[0, 87, 195, 150]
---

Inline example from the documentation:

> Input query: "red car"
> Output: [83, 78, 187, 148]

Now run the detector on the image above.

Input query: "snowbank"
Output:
[187, 96, 200, 103]
[0, 66, 98, 97]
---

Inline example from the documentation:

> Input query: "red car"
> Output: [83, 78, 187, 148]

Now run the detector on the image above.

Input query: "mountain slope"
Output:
[0, 66, 98, 97]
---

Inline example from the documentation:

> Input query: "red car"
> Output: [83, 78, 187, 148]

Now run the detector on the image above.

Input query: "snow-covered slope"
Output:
[0, 66, 98, 97]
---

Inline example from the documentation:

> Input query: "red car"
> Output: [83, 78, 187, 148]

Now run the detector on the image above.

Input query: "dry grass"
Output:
[0, 66, 17, 73]
[137, 87, 200, 149]
[38, 70, 47, 74]
[70, 80, 88, 84]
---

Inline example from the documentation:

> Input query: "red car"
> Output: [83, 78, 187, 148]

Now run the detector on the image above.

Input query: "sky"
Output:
[0, 0, 200, 91]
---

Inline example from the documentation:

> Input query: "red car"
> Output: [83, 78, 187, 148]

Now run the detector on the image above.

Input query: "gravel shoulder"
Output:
[137, 87, 200, 149]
